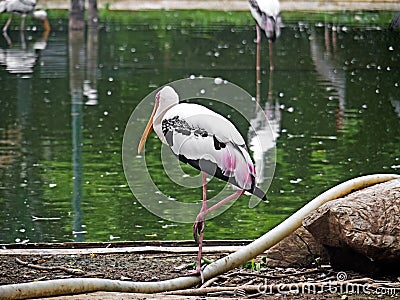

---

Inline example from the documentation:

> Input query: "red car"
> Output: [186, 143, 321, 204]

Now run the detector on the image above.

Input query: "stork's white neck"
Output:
[152, 86, 180, 144]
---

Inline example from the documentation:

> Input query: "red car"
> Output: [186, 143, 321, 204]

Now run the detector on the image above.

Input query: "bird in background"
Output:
[138, 86, 267, 281]
[0, 0, 50, 33]
[249, 0, 282, 70]
[389, 11, 400, 31]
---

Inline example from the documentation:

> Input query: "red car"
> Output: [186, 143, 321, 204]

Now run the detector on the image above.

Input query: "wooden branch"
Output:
[15, 258, 85, 276]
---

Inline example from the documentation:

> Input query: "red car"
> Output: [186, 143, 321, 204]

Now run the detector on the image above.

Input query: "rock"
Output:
[265, 227, 329, 267]
[303, 178, 400, 275]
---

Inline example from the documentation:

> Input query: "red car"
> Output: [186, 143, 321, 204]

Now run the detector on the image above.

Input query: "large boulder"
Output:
[303, 178, 400, 274]
[265, 226, 329, 267]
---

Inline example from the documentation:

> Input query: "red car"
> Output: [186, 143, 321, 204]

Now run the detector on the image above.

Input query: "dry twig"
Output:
[15, 258, 85, 276]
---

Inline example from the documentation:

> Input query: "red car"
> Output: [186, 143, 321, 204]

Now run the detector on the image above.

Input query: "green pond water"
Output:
[0, 12, 399, 244]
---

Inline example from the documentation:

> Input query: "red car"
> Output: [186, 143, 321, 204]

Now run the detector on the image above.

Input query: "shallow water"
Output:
[0, 16, 399, 243]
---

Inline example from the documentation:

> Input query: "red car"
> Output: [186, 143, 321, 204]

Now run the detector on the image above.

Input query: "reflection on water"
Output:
[0, 16, 399, 243]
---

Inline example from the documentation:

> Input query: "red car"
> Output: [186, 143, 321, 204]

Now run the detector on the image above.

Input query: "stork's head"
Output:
[137, 86, 179, 154]
[32, 10, 51, 32]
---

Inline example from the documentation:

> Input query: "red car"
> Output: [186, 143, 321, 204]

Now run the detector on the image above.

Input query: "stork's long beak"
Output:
[137, 101, 158, 154]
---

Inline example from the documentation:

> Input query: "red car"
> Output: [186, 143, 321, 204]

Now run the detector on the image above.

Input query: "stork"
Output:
[248, 0, 282, 70]
[0, 0, 50, 33]
[138, 86, 267, 281]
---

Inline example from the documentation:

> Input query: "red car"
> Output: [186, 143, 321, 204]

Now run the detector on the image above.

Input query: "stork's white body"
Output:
[151, 87, 265, 197]
[0, 0, 36, 15]
[248, 0, 282, 42]
[0, 0, 48, 33]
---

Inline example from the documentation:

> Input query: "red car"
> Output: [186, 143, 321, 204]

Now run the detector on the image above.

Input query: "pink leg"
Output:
[189, 172, 208, 281]
[3, 15, 13, 33]
[269, 40, 274, 71]
[203, 190, 244, 216]
[188, 180, 244, 282]
[20, 16, 26, 32]
[256, 24, 261, 44]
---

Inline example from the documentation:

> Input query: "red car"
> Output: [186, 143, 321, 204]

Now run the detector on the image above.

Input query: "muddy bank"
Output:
[0, 242, 399, 299]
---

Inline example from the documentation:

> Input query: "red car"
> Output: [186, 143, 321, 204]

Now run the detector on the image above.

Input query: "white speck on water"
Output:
[279, 92, 284, 98]
[389, 46, 394, 51]
[104, 111, 109, 116]
[49, 183, 57, 188]
[362, 104, 368, 109]
[290, 178, 303, 184]
[189, 74, 196, 79]
[214, 77, 223, 85]
[108, 77, 114, 82]
[19, 228, 26, 233]
[130, 48, 136, 53]
[107, 90, 112, 95]
[200, 89, 206, 94]
[287, 107, 294, 113]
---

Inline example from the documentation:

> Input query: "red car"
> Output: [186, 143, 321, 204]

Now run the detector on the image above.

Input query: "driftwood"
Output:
[0, 174, 398, 299]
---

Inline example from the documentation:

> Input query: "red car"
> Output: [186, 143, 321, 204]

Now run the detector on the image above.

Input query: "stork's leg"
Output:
[268, 40, 274, 71]
[189, 175, 244, 282]
[191, 172, 208, 281]
[20, 16, 26, 32]
[3, 15, 13, 33]
[256, 24, 261, 44]
[203, 190, 244, 216]
[193, 171, 208, 244]
[185, 172, 207, 281]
